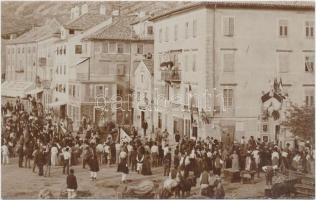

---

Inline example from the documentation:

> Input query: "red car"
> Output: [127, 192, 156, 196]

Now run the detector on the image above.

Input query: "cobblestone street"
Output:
[2, 158, 267, 199]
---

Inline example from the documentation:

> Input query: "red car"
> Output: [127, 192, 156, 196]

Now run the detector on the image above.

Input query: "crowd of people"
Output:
[1, 96, 315, 199]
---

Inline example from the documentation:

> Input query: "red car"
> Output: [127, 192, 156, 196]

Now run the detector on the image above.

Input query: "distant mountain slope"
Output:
[1, 1, 187, 35]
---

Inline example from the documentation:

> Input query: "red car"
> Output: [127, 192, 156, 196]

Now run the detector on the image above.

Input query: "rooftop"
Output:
[150, 1, 315, 21]
[6, 19, 61, 44]
[84, 15, 152, 41]
[63, 13, 108, 31]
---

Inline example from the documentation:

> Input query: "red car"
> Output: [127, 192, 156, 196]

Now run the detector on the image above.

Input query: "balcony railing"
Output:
[161, 69, 181, 83]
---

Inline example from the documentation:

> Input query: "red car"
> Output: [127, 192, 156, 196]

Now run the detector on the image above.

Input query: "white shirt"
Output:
[96, 144, 104, 153]
[63, 151, 71, 160]
[104, 145, 110, 153]
[1, 145, 9, 155]
[272, 151, 279, 160]
[51, 146, 58, 154]
[151, 145, 158, 153]
[163, 146, 169, 156]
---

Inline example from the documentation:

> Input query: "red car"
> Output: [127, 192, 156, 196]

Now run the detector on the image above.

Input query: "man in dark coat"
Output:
[67, 169, 78, 199]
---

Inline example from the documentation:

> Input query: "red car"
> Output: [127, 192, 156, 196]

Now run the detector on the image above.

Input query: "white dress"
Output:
[51, 146, 58, 166]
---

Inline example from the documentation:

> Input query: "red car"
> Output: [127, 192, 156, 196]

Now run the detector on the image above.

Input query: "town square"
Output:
[1, 1, 315, 199]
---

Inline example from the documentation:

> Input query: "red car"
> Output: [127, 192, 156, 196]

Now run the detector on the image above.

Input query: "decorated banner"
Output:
[120, 129, 132, 144]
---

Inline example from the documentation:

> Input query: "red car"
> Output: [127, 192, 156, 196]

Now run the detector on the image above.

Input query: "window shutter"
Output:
[229, 17, 234, 36]
[223, 53, 234, 72]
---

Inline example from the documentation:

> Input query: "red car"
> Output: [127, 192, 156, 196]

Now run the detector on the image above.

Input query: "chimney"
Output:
[100, 4, 106, 15]
[74, 6, 80, 18]
[81, 4, 88, 15]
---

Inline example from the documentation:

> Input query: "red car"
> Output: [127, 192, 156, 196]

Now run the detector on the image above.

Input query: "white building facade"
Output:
[151, 2, 314, 146]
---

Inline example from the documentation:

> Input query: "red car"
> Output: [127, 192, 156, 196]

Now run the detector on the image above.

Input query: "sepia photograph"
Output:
[0, 0, 315, 199]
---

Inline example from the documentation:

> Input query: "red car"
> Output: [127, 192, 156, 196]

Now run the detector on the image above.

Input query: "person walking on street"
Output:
[163, 150, 172, 176]
[2, 142, 10, 165]
[67, 169, 78, 199]
[89, 152, 99, 181]
[63, 147, 71, 175]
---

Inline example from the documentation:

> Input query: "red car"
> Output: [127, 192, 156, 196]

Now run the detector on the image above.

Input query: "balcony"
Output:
[161, 69, 181, 84]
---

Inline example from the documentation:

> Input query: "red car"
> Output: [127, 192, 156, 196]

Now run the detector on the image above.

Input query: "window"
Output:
[63, 46, 66, 54]
[305, 21, 314, 38]
[184, 54, 188, 72]
[193, 19, 197, 38]
[279, 20, 288, 37]
[102, 42, 108, 53]
[165, 26, 169, 42]
[185, 22, 189, 39]
[305, 89, 314, 107]
[64, 65, 66, 75]
[141, 74, 144, 83]
[223, 17, 234, 37]
[305, 55, 314, 73]
[18, 48, 20, 54]
[159, 28, 163, 43]
[223, 52, 235, 72]
[69, 29, 74, 34]
[223, 89, 233, 109]
[137, 43, 143, 54]
[57, 47, 59, 55]
[117, 43, 124, 53]
[59, 47, 63, 55]
[147, 26, 153, 35]
[192, 54, 196, 72]
[279, 53, 289, 73]
[137, 92, 140, 101]
[75, 45, 82, 54]
[95, 85, 105, 97]
[174, 25, 178, 41]
[109, 42, 116, 53]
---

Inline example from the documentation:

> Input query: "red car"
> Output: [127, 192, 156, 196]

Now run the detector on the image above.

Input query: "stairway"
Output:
[294, 174, 315, 197]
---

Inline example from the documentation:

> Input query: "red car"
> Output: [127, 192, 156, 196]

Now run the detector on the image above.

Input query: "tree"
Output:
[282, 104, 315, 143]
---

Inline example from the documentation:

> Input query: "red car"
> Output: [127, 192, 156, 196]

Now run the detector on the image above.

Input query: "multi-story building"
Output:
[151, 2, 314, 146]
[51, 4, 109, 121]
[2, 19, 61, 109]
[70, 14, 154, 130]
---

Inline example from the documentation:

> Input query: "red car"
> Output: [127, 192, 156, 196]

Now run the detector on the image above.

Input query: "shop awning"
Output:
[48, 101, 67, 107]
[1, 81, 34, 98]
[25, 87, 43, 95]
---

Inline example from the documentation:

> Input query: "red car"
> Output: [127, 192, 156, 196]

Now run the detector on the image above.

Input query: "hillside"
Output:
[1, 1, 187, 35]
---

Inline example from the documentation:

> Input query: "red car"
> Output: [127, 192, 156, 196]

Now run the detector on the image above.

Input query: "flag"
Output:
[120, 129, 132, 144]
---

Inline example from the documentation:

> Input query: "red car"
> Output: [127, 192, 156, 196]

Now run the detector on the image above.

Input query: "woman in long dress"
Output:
[117, 150, 129, 183]
[231, 151, 239, 171]
[141, 151, 152, 175]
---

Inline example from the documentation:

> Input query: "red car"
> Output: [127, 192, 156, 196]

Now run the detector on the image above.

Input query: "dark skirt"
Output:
[117, 159, 129, 174]
[141, 157, 152, 175]
[89, 158, 99, 172]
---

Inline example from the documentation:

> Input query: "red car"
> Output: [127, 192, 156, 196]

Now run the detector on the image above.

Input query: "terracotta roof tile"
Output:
[84, 15, 151, 41]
